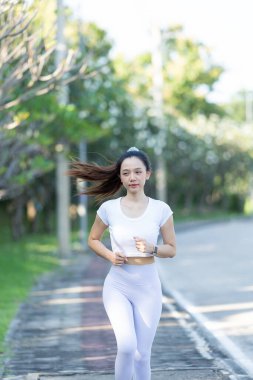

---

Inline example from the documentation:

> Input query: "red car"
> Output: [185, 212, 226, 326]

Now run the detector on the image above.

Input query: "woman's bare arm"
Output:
[158, 216, 176, 258]
[88, 215, 127, 265]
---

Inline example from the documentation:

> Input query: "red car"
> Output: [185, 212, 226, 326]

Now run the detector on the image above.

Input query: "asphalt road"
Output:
[158, 217, 253, 378]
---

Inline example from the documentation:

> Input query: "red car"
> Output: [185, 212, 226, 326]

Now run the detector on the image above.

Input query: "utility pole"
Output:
[78, 141, 88, 249]
[151, 23, 167, 202]
[77, 9, 88, 250]
[55, 0, 71, 256]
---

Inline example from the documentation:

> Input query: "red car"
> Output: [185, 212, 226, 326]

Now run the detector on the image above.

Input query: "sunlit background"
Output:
[0, 1, 253, 377]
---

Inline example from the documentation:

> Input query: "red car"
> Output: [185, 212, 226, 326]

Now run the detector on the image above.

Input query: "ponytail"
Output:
[67, 161, 122, 202]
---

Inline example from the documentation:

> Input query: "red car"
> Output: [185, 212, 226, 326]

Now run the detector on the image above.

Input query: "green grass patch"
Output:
[0, 227, 59, 353]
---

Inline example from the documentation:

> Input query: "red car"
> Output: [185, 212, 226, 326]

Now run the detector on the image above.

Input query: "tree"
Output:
[161, 25, 224, 119]
[0, 0, 88, 239]
[0, 0, 87, 115]
[0, 9, 138, 238]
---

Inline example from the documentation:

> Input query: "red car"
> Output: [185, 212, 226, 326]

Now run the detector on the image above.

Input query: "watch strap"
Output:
[153, 245, 158, 256]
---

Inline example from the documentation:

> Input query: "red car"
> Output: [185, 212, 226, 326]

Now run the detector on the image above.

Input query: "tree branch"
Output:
[0, 0, 36, 42]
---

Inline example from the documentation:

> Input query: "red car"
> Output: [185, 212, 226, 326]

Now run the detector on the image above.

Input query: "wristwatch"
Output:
[153, 245, 158, 256]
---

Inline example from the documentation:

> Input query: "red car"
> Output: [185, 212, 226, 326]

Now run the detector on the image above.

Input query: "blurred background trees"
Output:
[0, 0, 253, 242]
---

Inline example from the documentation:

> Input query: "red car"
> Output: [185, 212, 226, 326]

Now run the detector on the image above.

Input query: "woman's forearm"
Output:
[155, 243, 176, 259]
[88, 238, 113, 263]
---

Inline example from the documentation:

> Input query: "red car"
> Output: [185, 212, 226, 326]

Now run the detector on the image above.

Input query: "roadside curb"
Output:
[160, 283, 253, 379]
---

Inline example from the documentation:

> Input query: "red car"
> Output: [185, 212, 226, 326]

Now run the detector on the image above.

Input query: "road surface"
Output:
[158, 218, 253, 378]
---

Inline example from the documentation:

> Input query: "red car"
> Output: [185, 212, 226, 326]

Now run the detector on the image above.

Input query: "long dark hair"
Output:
[67, 148, 152, 201]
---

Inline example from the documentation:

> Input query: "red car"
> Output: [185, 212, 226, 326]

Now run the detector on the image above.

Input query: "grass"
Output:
[0, 225, 59, 354]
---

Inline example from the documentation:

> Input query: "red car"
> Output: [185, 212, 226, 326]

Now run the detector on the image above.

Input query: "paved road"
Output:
[158, 218, 253, 379]
[1, 249, 241, 380]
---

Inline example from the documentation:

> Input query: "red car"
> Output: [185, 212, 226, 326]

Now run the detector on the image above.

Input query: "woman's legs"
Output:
[103, 278, 136, 380]
[133, 285, 162, 380]
[103, 265, 162, 380]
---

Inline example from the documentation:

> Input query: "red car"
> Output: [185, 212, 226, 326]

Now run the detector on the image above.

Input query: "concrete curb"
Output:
[160, 284, 252, 380]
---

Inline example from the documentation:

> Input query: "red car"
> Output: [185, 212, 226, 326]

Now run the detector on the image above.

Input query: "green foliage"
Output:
[163, 118, 253, 212]
[126, 25, 225, 120]
[224, 90, 250, 123]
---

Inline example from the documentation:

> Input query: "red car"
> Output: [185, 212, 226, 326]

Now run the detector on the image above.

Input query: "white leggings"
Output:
[103, 263, 162, 380]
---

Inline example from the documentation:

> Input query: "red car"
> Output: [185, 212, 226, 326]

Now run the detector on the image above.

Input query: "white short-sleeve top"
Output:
[97, 197, 173, 257]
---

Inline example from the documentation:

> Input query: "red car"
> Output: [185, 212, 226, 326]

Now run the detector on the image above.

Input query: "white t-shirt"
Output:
[97, 197, 173, 257]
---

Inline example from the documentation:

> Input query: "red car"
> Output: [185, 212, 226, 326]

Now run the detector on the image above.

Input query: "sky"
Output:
[68, 0, 253, 103]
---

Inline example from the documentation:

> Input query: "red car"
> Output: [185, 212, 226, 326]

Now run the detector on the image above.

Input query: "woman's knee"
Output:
[117, 339, 137, 358]
[134, 349, 151, 364]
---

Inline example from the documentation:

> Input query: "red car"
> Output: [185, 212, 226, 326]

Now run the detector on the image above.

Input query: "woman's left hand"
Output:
[133, 236, 154, 254]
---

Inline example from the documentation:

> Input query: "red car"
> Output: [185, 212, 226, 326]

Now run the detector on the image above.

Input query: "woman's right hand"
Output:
[111, 252, 128, 266]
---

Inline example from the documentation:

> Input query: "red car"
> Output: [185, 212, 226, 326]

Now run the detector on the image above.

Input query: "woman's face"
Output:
[120, 156, 151, 193]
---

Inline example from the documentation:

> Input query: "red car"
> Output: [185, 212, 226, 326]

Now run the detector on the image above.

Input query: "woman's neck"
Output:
[124, 192, 148, 203]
